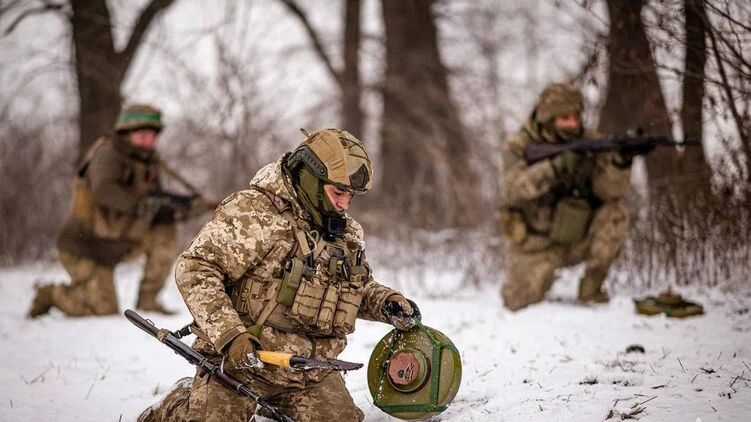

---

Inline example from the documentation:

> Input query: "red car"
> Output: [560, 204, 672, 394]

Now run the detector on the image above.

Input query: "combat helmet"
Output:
[286, 128, 373, 193]
[115, 104, 164, 133]
[284, 129, 373, 236]
[367, 322, 462, 421]
[534, 83, 584, 124]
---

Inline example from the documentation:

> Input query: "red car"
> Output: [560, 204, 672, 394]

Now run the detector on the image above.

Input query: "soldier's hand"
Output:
[551, 150, 583, 176]
[383, 295, 421, 331]
[226, 332, 264, 370]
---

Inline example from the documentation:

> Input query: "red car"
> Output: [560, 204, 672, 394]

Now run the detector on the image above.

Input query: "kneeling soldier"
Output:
[139, 129, 420, 422]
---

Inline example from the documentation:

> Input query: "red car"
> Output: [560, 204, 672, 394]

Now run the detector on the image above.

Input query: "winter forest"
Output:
[0, 0, 750, 421]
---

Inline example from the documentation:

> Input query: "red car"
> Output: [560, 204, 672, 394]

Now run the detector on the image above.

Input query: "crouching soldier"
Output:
[28, 104, 207, 317]
[498, 83, 633, 311]
[139, 129, 421, 421]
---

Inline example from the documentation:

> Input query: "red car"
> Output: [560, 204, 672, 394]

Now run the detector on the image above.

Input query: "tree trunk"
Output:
[679, 0, 712, 186]
[342, 0, 363, 137]
[599, 0, 677, 182]
[380, 0, 480, 228]
[70, 0, 174, 160]
[71, 0, 123, 160]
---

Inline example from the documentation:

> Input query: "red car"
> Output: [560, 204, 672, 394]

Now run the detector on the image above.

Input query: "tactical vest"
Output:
[500, 129, 601, 245]
[230, 189, 371, 338]
[58, 137, 159, 264]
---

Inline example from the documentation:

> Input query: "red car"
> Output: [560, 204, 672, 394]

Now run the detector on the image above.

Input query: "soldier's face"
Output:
[129, 128, 159, 150]
[323, 184, 353, 212]
[553, 113, 581, 132]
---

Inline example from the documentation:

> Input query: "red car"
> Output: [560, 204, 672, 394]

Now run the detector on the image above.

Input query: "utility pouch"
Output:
[277, 259, 304, 306]
[498, 209, 527, 244]
[315, 284, 340, 333]
[333, 287, 364, 335]
[71, 179, 96, 223]
[289, 278, 326, 327]
[550, 196, 592, 245]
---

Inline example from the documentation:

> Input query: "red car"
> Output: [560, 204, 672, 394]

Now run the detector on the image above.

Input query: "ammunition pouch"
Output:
[549, 196, 592, 245]
[289, 278, 327, 327]
[498, 209, 527, 244]
[277, 259, 305, 306]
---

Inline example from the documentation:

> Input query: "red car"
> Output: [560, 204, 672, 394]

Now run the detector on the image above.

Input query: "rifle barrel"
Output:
[124, 310, 297, 422]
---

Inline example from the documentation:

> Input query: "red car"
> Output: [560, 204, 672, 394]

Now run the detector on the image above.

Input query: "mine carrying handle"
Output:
[124, 310, 297, 422]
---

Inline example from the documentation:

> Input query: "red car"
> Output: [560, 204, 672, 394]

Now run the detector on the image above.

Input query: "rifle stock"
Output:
[124, 310, 296, 422]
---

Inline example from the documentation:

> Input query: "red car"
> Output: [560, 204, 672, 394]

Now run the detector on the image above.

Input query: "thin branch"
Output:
[2, 1, 65, 35]
[0, 0, 25, 17]
[277, 0, 343, 86]
[118, 0, 174, 68]
[706, 7, 750, 156]
[705, 0, 751, 33]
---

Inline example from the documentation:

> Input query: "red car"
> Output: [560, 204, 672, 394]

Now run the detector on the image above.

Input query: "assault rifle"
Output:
[124, 310, 296, 422]
[524, 131, 702, 165]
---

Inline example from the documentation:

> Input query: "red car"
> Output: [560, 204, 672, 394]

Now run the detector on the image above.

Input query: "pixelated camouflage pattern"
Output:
[39, 223, 176, 317]
[534, 83, 585, 124]
[174, 158, 399, 391]
[501, 201, 629, 311]
[141, 369, 363, 422]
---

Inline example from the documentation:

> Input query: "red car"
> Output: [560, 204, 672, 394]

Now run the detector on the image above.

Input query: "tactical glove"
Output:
[226, 332, 263, 370]
[551, 150, 583, 177]
[383, 295, 422, 331]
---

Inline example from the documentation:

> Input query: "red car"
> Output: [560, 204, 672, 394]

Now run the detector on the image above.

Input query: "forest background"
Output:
[1, 0, 749, 293]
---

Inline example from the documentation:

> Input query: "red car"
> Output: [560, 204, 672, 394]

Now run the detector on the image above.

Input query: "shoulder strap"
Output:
[77, 137, 109, 177]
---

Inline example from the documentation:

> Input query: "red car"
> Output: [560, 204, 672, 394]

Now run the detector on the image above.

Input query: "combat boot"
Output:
[578, 272, 610, 304]
[136, 294, 177, 315]
[28, 284, 55, 318]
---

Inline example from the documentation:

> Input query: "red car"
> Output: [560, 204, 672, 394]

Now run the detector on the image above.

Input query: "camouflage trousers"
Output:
[501, 202, 629, 311]
[48, 223, 177, 316]
[140, 370, 364, 422]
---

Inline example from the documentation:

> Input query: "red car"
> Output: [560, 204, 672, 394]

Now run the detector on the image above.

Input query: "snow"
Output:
[1, 261, 750, 421]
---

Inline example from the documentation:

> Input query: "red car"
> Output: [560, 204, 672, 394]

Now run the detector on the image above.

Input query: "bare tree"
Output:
[380, 0, 481, 228]
[678, 0, 713, 185]
[704, 0, 751, 183]
[598, 0, 678, 183]
[278, 0, 364, 137]
[2, 0, 176, 159]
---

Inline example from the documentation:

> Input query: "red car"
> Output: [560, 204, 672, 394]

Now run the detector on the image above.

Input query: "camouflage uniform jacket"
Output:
[57, 135, 162, 264]
[499, 116, 631, 237]
[175, 157, 399, 387]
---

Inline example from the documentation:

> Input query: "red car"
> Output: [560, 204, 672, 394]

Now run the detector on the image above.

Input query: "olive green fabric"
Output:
[551, 150, 583, 177]
[115, 104, 163, 133]
[293, 167, 340, 228]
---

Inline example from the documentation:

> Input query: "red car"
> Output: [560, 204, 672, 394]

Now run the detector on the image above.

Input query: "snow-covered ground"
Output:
[1, 260, 750, 421]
